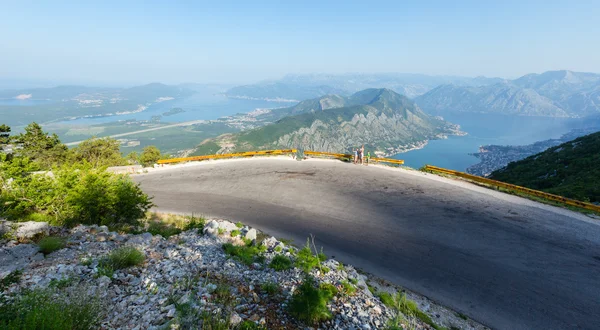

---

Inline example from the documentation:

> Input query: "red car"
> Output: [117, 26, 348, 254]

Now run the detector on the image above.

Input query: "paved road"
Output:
[134, 158, 600, 330]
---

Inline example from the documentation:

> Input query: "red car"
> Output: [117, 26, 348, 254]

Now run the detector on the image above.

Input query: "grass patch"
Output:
[377, 291, 395, 308]
[269, 255, 293, 271]
[349, 278, 358, 285]
[222, 243, 265, 266]
[0, 286, 103, 330]
[147, 221, 181, 238]
[385, 292, 446, 330]
[288, 276, 333, 325]
[274, 245, 283, 253]
[340, 280, 356, 296]
[37, 236, 66, 255]
[230, 230, 241, 237]
[98, 246, 145, 277]
[260, 281, 280, 295]
[217, 228, 226, 235]
[235, 222, 244, 228]
[336, 262, 345, 271]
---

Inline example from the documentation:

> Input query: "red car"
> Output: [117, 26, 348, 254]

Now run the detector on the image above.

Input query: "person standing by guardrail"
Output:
[353, 148, 358, 164]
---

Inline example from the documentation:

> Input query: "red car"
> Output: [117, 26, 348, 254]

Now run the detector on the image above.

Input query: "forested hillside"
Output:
[490, 131, 600, 203]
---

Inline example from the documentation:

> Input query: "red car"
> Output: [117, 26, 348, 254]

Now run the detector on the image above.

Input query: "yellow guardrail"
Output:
[159, 149, 404, 166]
[304, 150, 405, 165]
[158, 149, 296, 164]
[424, 165, 600, 213]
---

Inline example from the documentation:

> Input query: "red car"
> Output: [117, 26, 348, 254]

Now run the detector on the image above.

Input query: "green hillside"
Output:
[490, 131, 600, 203]
[196, 88, 461, 156]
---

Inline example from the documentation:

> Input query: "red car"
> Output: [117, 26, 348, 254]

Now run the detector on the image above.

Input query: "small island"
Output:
[163, 108, 185, 116]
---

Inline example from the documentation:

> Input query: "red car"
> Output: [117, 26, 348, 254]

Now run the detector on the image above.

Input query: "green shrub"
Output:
[274, 245, 283, 253]
[295, 239, 321, 273]
[235, 222, 243, 229]
[269, 255, 293, 271]
[0, 270, 22, 292]
[37, 236, 66, 255]
[0, 286, 103, 330]
[319, 282, 338, 298]
[260, 281, 279, 295]
[184, 215, 205, 233]
[222, 243, 264, 266]
[237, 320, 266, 330]
[99, 246, 145, 272]
[231, 230, 241, 237]
[147, 221, 181, 238]
[288, 276, 333, 325]
[349, 278, 358, 285]
[0, 160, 152, 227]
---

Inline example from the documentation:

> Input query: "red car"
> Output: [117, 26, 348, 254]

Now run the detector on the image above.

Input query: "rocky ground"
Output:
[0, 218, 487, 330]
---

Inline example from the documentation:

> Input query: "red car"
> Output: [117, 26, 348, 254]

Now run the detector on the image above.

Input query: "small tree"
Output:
[139, 145, 161, 167]
[125, 151, 139, 165]
[70, 137, 125, 168]
[12, 122, 68, 169]
[0, 124, 10, 146]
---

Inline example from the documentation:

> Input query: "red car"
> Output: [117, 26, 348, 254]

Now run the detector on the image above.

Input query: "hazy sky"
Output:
[1, 0, 599, 86]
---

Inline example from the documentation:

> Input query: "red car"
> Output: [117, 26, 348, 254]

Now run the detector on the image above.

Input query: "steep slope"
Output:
[201, 89, 460, 156]
[489, 131, 600, 203]
[415, 83, 568, 117]
[416, 70, 600, 117]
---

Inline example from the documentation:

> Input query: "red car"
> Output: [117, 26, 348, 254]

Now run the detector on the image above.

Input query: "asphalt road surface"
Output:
[134, 158, 600, 330]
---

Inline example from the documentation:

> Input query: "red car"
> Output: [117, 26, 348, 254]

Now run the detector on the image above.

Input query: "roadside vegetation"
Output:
[0, 122, 166, 227]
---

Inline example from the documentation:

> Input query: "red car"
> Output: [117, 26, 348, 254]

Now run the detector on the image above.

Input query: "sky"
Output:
[1, 0, 600, 86]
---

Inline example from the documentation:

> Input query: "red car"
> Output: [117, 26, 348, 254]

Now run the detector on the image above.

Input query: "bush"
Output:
[319, 282, 338, 298]
[269, 255, 293, 271]
[0, 160, 152, 227]
[98, 246, 145, 274]
[139, 146, 161, 167]
[0, 286, 103, 330]
[230, 230, 241, 237]
[37, 236, 66, 255]
[0, 270, 22, 292]
[288, 276, 333, 325]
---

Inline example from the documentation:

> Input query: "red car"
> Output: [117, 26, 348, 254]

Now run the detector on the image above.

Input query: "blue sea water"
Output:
[392, 113, 579, 171]
[60, 91, 290, 125]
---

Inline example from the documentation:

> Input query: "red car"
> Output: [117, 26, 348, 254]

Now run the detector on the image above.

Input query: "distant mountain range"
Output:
[225, 73, 504, 100]
[194, 88, 462, 156]
[489, 130, 600, 203]
[0, 83, 194, 126]
[416, 70, 600, 117]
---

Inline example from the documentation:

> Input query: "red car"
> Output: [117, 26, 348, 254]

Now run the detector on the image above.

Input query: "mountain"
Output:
[225, 83, 347, 101]
[416, 70, 600, 117]
[489, 131, 600, 203]
[415, 83, 569, 117]
[196, 88, 461, 156]
[226, 73, 503, 100]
